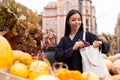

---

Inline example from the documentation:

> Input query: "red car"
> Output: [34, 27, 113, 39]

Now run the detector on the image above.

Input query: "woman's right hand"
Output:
[72, 40, 84, 51]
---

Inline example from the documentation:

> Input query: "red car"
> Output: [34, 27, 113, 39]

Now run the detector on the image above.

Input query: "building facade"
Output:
[115, 13, 120, 53]
[42, 0, 97, 43]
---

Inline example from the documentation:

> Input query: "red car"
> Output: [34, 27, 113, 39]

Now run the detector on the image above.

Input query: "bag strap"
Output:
[83, 31, 86, 41]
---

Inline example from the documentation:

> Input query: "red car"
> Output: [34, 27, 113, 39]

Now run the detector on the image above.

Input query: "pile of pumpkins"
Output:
[0, 35, 55, 80]
[0, 35, 120, 80]
[103, 54, 120, 80]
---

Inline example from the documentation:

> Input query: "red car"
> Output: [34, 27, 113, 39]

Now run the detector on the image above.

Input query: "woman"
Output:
[55, 9, 110, 73]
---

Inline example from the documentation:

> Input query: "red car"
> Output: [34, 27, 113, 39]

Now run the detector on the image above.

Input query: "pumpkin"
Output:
[66, 70, 84, 80]
[29, 71, 40, 80]
[55, 68, 84, 80]
[112, 59, 120, 75]
[104, 58, 113, 72]
[19, 52, 33, 65]
[13, 50, 25, 61]
[55, 68, 67, 80]
[0, 35, 14, 68]
[29, 60, 51, 80]
[82, 72, 99, 80]
[29, 60, 49, 72]
[107, 56, 113, 62]
[29, 70, 49, 80]
[9, 62, 29, 78]
[109, 54, 120, 62]
[35, 74, 59, 80]
[44, 58, 51, 67]
[111, 75, 120, 80]
[13, 50, 33, 65]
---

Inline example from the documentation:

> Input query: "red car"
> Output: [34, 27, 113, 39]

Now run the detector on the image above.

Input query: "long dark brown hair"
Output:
[64, 9, 83, 36]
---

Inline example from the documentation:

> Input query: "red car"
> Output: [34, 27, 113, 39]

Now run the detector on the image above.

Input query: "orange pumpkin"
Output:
[55, 68, 67, 80]
[66, 70, 83, 80]
[55, 68, 84, 80]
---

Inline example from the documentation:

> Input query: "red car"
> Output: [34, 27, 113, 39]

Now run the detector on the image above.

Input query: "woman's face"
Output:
[68, 13, 82, 32]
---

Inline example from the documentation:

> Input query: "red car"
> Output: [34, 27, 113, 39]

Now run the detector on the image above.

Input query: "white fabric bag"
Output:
[80, 31, 110, 78]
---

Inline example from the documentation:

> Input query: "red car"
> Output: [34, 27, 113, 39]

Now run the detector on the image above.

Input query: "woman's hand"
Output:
[93, 41, 102, 48]
[72, 40, 84, 51]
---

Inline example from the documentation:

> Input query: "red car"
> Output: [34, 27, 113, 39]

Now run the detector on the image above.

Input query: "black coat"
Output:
[55, 31, 110, 73]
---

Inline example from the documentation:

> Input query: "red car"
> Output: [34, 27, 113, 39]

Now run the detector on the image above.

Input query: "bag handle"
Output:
[83, 31, 86, 41]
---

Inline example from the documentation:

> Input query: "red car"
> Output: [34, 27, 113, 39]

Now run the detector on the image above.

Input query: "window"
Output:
[85, 1, 90, 6]
[86, 28, 89, 31]
[86, 19, 89, 26]
[50, 12, 53, 16]
[86, 9, 88, 14]
[63, 1, 71, 6]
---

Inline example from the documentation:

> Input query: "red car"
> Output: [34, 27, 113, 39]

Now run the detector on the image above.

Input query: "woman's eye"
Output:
[72, 19, 76, 21]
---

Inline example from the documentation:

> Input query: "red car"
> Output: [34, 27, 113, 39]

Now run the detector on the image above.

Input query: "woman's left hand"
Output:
[93, 41, 102, 48]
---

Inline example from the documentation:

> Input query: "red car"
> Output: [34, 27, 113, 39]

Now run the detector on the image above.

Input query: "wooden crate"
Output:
[0, 70, 26, 80]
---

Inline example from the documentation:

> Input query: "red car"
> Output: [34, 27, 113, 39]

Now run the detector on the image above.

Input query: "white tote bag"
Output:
[80, 31, 110, 78]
